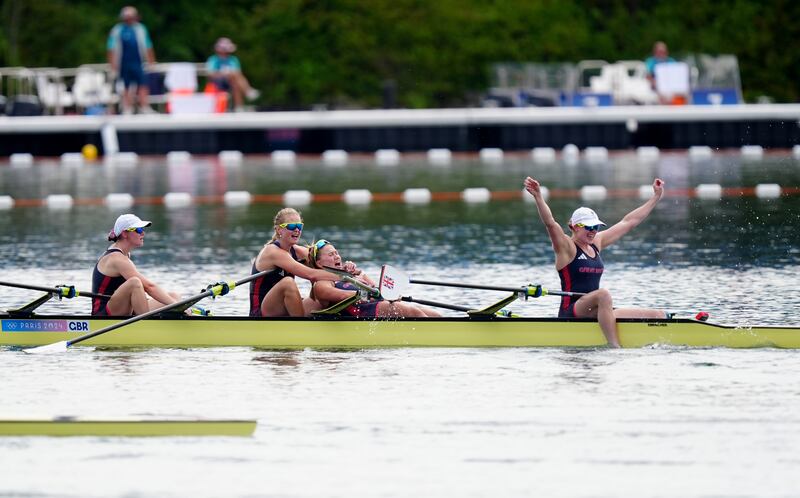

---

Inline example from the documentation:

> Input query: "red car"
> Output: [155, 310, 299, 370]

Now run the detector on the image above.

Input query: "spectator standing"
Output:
[206, 37, 260, 112]
[107, 6, 156, 115]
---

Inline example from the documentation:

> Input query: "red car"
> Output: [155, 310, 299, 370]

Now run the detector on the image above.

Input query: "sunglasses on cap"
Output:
[311, 239, 331, 260]
[575, 223, 602, 232]
[279, 222, 304, 231]
[125, 227, 146, 234]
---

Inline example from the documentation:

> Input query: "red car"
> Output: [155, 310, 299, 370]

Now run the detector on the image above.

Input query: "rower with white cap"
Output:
[91, 214, 181, 316]
[524, 177, 668, 347]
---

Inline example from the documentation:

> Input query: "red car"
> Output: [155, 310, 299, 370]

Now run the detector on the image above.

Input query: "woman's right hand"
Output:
[524, 177, 541, 196]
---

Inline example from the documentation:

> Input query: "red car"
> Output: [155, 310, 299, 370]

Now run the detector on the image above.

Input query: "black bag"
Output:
[6, 95, 43, 116]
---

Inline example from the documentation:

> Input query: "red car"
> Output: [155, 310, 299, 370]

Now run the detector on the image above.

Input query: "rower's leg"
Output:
[106, 277, 149, 316]
[614, 308, 668, 319]
[261, 277, 304, 317]
[573, 289, 620, 348]
[146, 291, 181, 312]
[377, 301, 426, 318]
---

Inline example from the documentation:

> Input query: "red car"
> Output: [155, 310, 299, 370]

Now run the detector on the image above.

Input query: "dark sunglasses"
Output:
[312, 239, 331, 260]
[575, 223, 602, 232]
[125, 227, 146, 234]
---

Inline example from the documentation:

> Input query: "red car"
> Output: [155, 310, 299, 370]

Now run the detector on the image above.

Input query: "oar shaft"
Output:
[401, 296, 471, 313]
[0, 280, 109, 299]
[408, 278, 584, 298]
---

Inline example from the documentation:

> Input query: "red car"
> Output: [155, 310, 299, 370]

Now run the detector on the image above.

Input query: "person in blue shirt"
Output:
[206, 37, 260, 112]
[107, 6, 156, 115]
[644, 41, 675, 87]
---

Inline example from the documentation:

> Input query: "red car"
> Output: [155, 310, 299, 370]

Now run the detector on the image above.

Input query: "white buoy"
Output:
[272, 150, 296, 167]
[740, 145, 764, 160]
[531, 147, 556, 164]
[403, 188, 431, 204]
[562, 144, 580, 164]
[522, 185, 550, 203]
[163, 192, 192, 208]
[584, 146, 608, 163]
[462, 187, 491, 203]
[427, 148, 451, 166]
[689, 146, 713, 161]
[60, 153, 84, 167]
[636, 146, 660, 162]
[105, 152, 139, 166]
[695, 184, 722, 200]
[219, 150, 243, 166]
[0, 195, 14, 210]
[283, 190, 312, 206]
[46, 194, 74, 210]
[479, 148, 503, 165]
[793, 145, 800, 160]
[9, 153, 33, 167]
[104, 193, 135, 209]
[580, 185, 608, 201]
[343, 189, 372, 205]
[638, 185, 654, 200]
[375, 149, 400, 166]
[223, 190, 252, 206]
[322, 149, 348, 167]
[167, 151, 191, 164]
[755, 183, 781, 199]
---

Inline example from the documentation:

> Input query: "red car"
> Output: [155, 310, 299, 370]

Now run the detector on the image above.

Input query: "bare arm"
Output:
[313, 281, 357, 304]
[112, 255, 177, 305]
[256, 245, 338, 283]
[597, 178, 665, 249]
[524, 177, 574, 266]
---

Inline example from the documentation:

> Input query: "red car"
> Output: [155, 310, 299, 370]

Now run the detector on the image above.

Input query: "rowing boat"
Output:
[0, 416, 256, 437]
[1, 313, 798, 348]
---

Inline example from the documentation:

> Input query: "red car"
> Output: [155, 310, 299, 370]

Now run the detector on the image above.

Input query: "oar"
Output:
[403, 276, 585, 298]
[0, 280, 110, 300]
[24, 270, 270, 354]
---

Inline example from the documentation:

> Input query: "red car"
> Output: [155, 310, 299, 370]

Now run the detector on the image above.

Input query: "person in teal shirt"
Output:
[644, 41, 675, 84]
[107, 6, 156, 114]
[206, 37, 260, 112]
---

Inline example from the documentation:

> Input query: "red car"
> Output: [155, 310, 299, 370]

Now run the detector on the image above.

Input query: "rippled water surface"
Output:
[1, 151, 799, 497]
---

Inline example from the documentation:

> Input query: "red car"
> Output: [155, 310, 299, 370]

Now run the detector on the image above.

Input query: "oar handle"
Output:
[0, 280, 110, 299]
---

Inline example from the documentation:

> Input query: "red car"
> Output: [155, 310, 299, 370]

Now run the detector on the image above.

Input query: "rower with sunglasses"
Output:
[249, 208, 338, 317]
[304, 239, 440, 317]
[91, 213, 181, 316]
[524, 177, 668, 348]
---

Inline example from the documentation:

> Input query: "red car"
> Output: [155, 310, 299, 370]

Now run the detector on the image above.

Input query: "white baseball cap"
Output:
[113, 214, 152, 236]
[569, 207, 605, 227]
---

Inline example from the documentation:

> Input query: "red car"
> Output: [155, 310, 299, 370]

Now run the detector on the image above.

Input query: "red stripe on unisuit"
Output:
[559, 267, 571, 310]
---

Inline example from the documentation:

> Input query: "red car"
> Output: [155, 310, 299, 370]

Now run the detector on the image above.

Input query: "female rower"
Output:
[524, 176, 668, 347]
[304, 239, 440, 317]
[250, 208, 339, 317]
[92, 214, 180, 316]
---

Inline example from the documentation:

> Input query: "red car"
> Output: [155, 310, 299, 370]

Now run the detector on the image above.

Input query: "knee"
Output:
[126, 277, 144, 289]
[596, 288, 613, 307]
[279, 277, 300, 296]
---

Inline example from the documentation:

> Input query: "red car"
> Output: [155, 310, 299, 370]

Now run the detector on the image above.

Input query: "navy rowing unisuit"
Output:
[558, 242, 604, 318]
[92, 248, 126, 316]
[333, 280, 381, 317]
[249, 241, 301, 317]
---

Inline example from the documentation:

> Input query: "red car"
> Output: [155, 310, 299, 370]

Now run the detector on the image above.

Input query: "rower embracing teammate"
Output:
[249, 208, 338, 317]
[524, 177, 668, 348]
[92, 214, 181, 316]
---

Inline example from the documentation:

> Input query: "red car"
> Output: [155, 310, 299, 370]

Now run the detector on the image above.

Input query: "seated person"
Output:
[304, 239, 440, 318]
[644, 41, 676, 89]
[206, 37, 260, 112]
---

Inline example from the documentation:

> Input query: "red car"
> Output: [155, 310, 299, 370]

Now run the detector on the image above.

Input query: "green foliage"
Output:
[0, 0, 797, 105]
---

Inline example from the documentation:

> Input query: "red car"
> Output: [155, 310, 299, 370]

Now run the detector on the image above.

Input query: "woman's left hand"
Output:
[344, 261, 362, 275]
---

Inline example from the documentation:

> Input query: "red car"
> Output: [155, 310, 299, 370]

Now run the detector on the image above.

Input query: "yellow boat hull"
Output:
[0, 417, 256, 437]
[1, 314, 798, 348]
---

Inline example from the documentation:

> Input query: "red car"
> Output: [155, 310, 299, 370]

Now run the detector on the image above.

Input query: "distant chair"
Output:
[164, 62, 223, 114]
[72, 68, 116, 113]
[34, 69, 74, 114]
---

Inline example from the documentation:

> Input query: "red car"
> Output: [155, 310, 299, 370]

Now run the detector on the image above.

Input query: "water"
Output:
[1, 151, 799, 497]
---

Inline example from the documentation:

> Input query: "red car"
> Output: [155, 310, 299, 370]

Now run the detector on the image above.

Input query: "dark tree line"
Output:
[1, 0, 797, 107]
